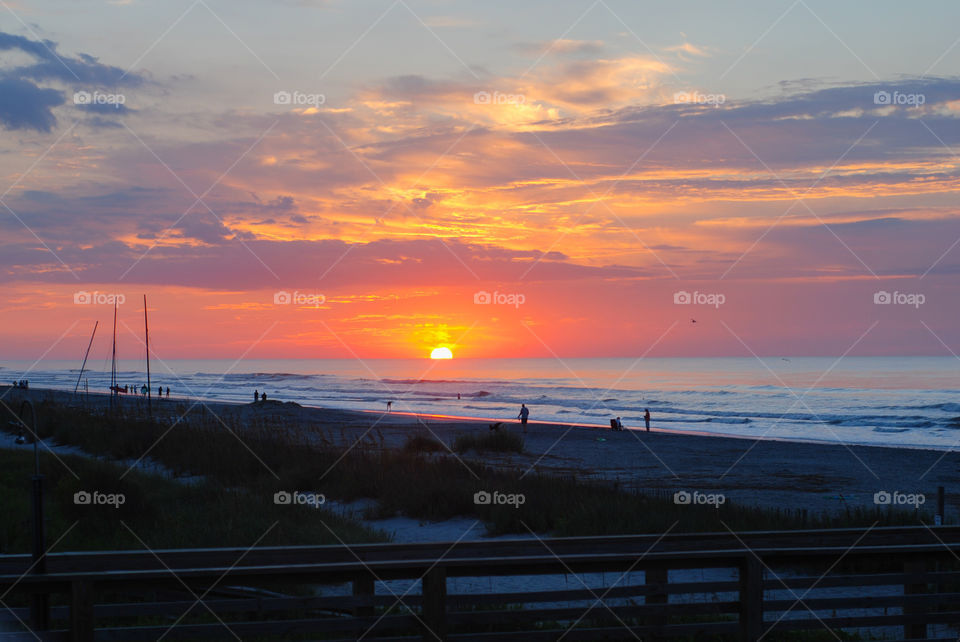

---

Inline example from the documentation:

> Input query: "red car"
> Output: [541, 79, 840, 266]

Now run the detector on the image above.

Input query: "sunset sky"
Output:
[2, 0, 960, 360]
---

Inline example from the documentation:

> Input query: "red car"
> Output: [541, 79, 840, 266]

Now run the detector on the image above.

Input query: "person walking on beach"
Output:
[158, 385, 162, 398]
[518, 404, 529, 432]
[254, 389, 259, 403]
[166, 386, 170, 398]
[387, 400, 393, 412]
[616, 416, 623, 431]
[644, 408, 651, 432]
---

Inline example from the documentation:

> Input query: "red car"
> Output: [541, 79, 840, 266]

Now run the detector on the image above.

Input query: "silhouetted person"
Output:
[261, 392, 267, 402]
[644, 408, 651, 432]
[457, 393, 461, 400]
[158, 385, 162, 398]
[518, 404, 529, 432]
[254, 389, 259, 403]
[387, 401, 393, 412]
[166, 386, 170, 398]
[616, 416, 623, 431]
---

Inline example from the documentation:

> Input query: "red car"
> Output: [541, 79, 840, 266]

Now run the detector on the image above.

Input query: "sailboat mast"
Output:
[144, 294, 151, 416]
[74, 321, 98, 395]
[110, 301, 117, 409]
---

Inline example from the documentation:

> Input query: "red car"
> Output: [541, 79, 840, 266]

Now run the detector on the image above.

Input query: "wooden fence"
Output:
[1, 526, 958, 641]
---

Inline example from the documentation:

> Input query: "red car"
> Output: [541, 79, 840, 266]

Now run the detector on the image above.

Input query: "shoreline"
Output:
[3, 383, 954, 454]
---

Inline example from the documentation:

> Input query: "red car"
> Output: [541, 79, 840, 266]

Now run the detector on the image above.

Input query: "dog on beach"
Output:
[488, 422, 503, 432]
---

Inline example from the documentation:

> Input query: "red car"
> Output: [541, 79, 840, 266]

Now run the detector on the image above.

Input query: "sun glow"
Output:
[430, 347, 453, 359]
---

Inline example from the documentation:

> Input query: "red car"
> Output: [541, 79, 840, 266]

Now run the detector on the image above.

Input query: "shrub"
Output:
[453, 430, 524, 454]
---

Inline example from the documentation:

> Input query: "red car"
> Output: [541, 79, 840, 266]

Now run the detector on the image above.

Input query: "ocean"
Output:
[2, 357, 959, 450]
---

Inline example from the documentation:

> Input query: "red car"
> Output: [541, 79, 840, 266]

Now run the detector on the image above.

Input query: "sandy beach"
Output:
[3, 385, 958, 521]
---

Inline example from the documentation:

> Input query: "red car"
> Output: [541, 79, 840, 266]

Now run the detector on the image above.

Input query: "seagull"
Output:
[690, 318, 697, 324]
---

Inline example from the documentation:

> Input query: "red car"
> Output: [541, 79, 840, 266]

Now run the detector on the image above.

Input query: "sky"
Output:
[2, 0, 960, 360]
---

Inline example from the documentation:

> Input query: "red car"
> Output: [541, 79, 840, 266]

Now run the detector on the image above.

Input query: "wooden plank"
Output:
[446, 600, 738, 625]
[94, 614, 420, 640]
[4, 524, 959, 576]
[766, 591, 960, 611]
[449, 579, 741, 606]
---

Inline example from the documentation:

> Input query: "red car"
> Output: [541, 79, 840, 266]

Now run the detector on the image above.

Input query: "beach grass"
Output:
[453, 429, 525, 454]
[1, 396, 934, 541]
[0, 449, 386, 554]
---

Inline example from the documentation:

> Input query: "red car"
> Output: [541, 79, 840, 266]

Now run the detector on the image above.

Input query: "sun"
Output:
[430, 347, 453, 359]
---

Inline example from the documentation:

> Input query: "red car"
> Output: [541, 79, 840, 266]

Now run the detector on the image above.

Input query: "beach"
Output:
[4, 384, 957, 522]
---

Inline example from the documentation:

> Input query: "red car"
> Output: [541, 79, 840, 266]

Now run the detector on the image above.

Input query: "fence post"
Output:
[903, 558, 926, 639]
[936, 486, 945, 525]
[739, 555, 763, 642]
[70, 579, 95, 642]
[352, 574, 375, 617]
[645, 562, 668, 629]
[422, 567, 447, 641]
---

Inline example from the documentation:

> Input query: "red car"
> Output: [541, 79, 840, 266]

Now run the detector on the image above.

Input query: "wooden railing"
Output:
[1, 526, 959, 641]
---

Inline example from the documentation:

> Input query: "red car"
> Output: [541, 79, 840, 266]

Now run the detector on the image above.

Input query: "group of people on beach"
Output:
[517, 404, 651, 433]
[110, 384, 170, 398]
[254, 390, 268, 402]
[12, 380, 29, 389]
[375, 398, 652, 435]
[610, 409, 651, 432]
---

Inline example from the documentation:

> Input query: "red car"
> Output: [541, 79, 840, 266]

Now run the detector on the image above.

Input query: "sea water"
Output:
[2, 357, 959, 449]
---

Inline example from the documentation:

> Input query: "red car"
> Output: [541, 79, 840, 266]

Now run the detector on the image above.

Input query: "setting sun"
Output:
[430, 347, 453, 359]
